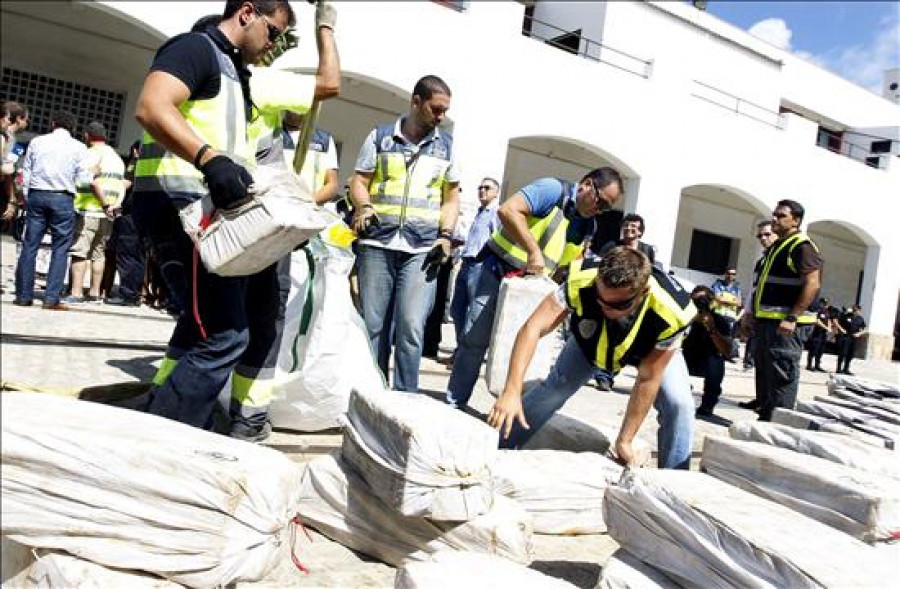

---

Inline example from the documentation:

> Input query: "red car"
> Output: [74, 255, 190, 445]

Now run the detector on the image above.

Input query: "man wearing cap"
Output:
[65, 121, 126, 304]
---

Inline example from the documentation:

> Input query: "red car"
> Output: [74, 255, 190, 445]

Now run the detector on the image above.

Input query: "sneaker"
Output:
[105, 296, 140, 307]
[62, 295, 85, 304]
[595, 378, 613, 392]
[229, 421, 272, 443]
[738, 399, 760, 410]
[83, 294, 101, 304]
[12, 299, 33, 307]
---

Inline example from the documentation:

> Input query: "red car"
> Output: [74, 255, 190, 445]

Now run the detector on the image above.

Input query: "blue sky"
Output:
[699, 1, 899, 93]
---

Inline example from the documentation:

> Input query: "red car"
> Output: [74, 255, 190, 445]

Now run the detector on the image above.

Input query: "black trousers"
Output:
[806, 334, 827, 369]
[113, 215, 147, 303]
[836, 334, 857, 373]
[423, 259, 453, 358]
[754, 320, 811, 421]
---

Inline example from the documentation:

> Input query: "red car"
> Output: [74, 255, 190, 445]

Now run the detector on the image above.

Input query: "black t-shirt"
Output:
[596, 239, 656, 264]
[839, 313, 866, 336]
[682, 312, 731, 367]
[149, 25, 253, 119]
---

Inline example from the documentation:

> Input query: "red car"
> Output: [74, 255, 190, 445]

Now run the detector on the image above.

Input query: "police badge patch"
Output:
[578, 318, 598, 339]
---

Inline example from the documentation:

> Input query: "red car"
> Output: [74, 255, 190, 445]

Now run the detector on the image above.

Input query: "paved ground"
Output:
[2, 234, 898, 587]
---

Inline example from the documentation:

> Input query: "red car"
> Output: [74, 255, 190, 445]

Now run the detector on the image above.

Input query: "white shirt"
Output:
[22, 128, 91, 197]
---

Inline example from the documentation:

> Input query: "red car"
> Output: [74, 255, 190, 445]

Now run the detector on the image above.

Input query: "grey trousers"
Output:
[753, 319, 812, 421]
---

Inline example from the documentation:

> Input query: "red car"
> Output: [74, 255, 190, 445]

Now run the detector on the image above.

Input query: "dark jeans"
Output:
[743, 334, 756, 368]
[807, 334, 827, 369]
[113, 215, 147, 303]
[754, 320, 811, 421]
[836, 334, 857, 373]
[15, 190, 76, 305]
[686, 353, 725, 413]
[133, 193, 251, 429]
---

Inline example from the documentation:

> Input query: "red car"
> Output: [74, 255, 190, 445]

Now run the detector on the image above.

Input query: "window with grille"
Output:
[1, 67, 126, 147]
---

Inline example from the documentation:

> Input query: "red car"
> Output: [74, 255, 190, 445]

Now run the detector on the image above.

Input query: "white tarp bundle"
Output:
[701, 436, 900, 542]
[179, 165, 331, 276]
[795, 400, 900, 449]
[268, 239, 386, 432]
[15, 550, 180, 589]
[522, 412, 652, 466]
[1, 393, 304, 588]
[297, 453, 533, 567]
[341, 389, 497, 521]
[394, 552, 576, 589]
[830, 388, 900, 416]
[492, 450, 623, 535]
[603, 469, 893, 588]
[729, 420, 900, 479]
[485, 276, 561, 396]
[827, 374, 900, 400]
[772, 408, 895, 450]
[815, 395, 900, 426]
[597, 549, 682, 589]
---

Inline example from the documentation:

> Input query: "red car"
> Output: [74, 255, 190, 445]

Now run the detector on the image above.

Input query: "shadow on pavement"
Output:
[2, 333, 167, 352]
[108, 355, 164, 382]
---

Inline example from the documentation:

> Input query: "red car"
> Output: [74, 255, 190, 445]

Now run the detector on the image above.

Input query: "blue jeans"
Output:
[15, 190, 76, 305]
[449, 258, 485, 344]
[446, 259, 502, 408]
[686, 353, 725, 412]
[502, 336, 695, 469]
[357, 244, 437, 392]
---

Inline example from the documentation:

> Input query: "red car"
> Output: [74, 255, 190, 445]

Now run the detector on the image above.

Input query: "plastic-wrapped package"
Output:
[395, 552, 575, 589]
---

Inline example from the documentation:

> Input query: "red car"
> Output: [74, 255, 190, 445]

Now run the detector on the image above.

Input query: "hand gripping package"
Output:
[179, 165, 332, 276]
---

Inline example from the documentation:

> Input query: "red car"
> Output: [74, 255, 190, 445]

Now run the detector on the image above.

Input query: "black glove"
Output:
[424, 237, 452, 270]
[200, 155, 253, 210]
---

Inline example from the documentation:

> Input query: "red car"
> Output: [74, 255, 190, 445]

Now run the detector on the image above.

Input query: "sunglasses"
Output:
[590, 180, 613, 213]
[253, 5, 284, 43]
[477, 185, 494, 192]
[598, 290, 641, 311]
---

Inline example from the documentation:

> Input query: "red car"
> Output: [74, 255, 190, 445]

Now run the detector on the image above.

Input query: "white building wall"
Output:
[67, 0, 900, 358]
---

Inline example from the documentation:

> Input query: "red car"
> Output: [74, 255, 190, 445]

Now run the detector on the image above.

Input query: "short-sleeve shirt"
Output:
[519, 177, 596, 246]
[792, 241, 824, 275]
[149, 25, 252, 119]
[839, 313, 866, 336]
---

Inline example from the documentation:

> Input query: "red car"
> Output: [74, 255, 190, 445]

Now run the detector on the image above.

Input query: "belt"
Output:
[30, 188, 74, 196]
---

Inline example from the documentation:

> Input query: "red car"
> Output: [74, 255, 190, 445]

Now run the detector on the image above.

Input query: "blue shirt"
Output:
[519, 177, 596, 245]
[461, 200, 500, 259]
[22, 128, 91, 197]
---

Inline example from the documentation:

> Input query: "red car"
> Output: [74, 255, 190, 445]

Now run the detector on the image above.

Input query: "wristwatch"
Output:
[784, 314, 797, 323]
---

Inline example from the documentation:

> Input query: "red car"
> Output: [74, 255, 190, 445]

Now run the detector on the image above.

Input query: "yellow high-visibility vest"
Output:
[753, 232, 819, 324]
[74, 143, 125, 214]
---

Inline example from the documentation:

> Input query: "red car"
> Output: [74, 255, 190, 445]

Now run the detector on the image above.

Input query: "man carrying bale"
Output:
[488, 247, 697, 469]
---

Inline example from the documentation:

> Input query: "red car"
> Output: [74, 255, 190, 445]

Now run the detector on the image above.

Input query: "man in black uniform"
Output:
[805, 297, 831, 372]
[683, 285, 733, 419]
[836, 304, 867, 375]
[132, 0, 296, 429]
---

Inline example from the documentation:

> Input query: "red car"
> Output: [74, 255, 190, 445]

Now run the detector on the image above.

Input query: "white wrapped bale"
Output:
[486, 276, 561, 396]
[297, 453, 533, 567]
[827, 374, 900, 400]
[603, 469, 893, 588]
[269, 241, 386, 432]
[20, 550, 180, 588]
[342, 389, 497, 521]
[492, 450, 623, 535]
[729, 420, 900, 479]
[772, 407, 895, 450]
[522, 412, 652, 467]
[1, 393, 304, 588]
[701, 436, 900, 542]
[395, 552, 576, 589]
[815, 395, 900, 426]
[597, 549, 682, 589]
[179, 166, 331, 276]
[830, 388, 900, 416]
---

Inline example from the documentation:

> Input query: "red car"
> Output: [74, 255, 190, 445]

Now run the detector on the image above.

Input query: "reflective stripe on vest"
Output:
[488, 206, 570, 274]
[133, 34, 249, 203]
[74, 143, 126, 212]
[753, 232, 818, 324]
[368, 123, 451, 238]
[567, 260, 696, 373]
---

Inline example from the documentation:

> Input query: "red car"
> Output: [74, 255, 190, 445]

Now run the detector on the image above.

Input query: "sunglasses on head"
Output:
[252, 5, 284, 43]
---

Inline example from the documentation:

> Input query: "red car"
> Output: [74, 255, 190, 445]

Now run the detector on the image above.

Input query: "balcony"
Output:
[521, 11, 653, 79]
[690, 80, 784, 129]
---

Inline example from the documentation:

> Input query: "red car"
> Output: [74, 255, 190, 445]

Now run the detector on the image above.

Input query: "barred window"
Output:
[1, 66, 125, 147]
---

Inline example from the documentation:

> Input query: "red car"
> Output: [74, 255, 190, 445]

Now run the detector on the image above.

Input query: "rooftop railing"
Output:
[690, 79, 784, 129]
[522, 13, 653, 79]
